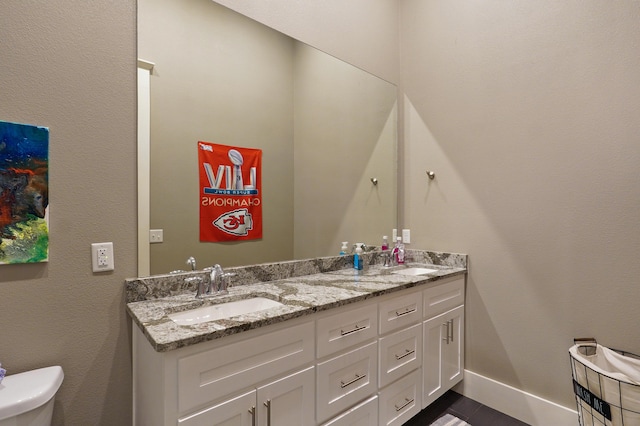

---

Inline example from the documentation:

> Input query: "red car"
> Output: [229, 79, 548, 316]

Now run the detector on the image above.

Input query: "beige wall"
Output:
[400, 0, 640, 409]
[0, 2, 136, 425]
[213, 0, 399, 85]
[293, 43, 397, 258]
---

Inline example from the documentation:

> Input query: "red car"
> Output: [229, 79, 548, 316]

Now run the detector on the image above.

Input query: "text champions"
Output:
[201, 196, 261, 207]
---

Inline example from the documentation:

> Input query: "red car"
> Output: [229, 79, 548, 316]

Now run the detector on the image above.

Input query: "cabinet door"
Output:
[422, 305, 464, 408]
[178, 389, 255, 426]
[256, 366, 315, 426]
[443, 305, 464, 391]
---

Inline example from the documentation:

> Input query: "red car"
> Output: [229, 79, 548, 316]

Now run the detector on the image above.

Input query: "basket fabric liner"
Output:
[570, 345, 640, 385]
[570, 343, 640, 425]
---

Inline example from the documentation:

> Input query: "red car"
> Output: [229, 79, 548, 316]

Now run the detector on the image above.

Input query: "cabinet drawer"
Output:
[378, 291, 422, 335]
[378, 368, 421, 426]
[321, 395, 378, 426]
[378, 323, 422, 389]
[177, 321, 314, 414]
[423, 277, 464, 319]
[177, 388, 255, 426]
[316, 341, 378, 424]
[317, 303, 378, 358]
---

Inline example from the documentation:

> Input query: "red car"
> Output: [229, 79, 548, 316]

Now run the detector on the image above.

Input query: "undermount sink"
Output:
[169, 297, 284, 325]
[392, 267, 438, 276]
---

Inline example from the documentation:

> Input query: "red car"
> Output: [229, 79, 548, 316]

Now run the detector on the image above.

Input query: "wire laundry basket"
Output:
[569, 338, 640, 425]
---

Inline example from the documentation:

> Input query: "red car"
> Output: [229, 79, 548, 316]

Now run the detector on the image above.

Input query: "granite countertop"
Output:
[126, 250, 467, 352]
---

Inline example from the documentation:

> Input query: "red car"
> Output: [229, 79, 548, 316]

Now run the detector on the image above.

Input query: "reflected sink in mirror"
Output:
[391, 267, 438, 276]
[169, 297, 283, 326]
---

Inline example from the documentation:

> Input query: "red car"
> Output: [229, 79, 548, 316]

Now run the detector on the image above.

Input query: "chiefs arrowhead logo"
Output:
[212, 208, 253, 236]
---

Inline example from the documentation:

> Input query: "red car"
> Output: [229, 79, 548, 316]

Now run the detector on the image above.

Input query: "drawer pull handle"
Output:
[449, 318, 454, 343]
[395, 307, 416, 317]
[442, 319, 455, 344]
[248, 406, 256, 426]
[263, 399, 271, 426]
[395, 348, 415, 360]
[341, 373, 366, 388]
[341, 324, 367, 336]
[395, 397, 414, 412]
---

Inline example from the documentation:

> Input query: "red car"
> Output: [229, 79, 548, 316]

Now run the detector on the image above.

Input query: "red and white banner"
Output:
[198, 141, 262, 242]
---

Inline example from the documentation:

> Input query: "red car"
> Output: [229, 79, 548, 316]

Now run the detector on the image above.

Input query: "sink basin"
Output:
[392, 267, 438, 276]
[169, 297, 284, 325]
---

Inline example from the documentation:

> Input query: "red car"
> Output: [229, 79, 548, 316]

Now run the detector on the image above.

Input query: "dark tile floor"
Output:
[403, 390, 530, 426]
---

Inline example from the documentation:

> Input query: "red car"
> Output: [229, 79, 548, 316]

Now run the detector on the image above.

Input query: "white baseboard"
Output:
[453, 370, 579, 426]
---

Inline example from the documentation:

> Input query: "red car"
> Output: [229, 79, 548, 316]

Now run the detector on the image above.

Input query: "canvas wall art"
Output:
[0, 120, 49, 264]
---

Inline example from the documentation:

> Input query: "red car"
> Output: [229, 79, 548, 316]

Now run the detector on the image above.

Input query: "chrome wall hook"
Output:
[370, 177, 378, 185]
[426, 171, 435, 180]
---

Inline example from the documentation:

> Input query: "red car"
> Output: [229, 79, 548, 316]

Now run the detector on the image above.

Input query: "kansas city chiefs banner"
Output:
[198, 141, 262, 242]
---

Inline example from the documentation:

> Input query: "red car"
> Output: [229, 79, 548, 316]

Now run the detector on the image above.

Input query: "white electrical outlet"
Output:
[91, 242, 114, 272]
[402, 229, 411, 244]
[149, 229, 163, 243]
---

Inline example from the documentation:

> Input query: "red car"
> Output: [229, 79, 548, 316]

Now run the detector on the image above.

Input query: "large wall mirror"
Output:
[138, 0, 398, 276]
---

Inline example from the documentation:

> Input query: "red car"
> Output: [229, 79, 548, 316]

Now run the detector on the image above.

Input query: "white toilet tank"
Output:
[0, 366, 64, 426]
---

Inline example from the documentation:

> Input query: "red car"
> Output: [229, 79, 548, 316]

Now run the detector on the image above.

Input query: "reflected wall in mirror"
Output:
[138, 0, 397, 275]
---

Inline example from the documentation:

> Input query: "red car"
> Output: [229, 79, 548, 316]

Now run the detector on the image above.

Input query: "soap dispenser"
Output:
[340, 242, 349, 256]
[381, 236, 389, 251]
[353, 243, 364, 270]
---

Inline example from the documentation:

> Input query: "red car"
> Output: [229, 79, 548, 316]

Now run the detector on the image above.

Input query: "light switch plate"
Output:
[149, 229, 163, 243]
[402, 229, 411, 244]
[91, 242, 114, 272]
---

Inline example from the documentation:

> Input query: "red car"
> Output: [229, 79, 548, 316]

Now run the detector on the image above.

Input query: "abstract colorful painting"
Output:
[0, 120, 49, 264]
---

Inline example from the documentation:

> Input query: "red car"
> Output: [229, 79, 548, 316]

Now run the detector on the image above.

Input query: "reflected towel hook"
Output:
[426, 171, 435, 180]
[370, 177, 378, 185]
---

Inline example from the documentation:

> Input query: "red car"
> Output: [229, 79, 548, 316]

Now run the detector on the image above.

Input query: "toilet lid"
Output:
[0, 366, 64, 421]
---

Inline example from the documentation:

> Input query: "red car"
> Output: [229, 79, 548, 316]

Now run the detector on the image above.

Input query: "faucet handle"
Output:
[185, 275, 206, 298]
[219, 272, 236, 292]
[186, 256, 197, 271]
[203, 264, 227, 293]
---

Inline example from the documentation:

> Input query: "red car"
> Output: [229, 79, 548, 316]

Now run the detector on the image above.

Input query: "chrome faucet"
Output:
[186, 256, 197, 271]
[181, 256, 212, 299]
[381, 250, 392, 267]
[188, 275, 208, 299]
[209, 264, 224, 293]
[205, 264, 235, 296]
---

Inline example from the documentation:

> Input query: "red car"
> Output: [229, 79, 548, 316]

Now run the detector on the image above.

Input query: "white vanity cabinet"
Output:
[133, 320, 316, 426]
[132, 272, 466, 426]
[422, 276, 465, 408]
